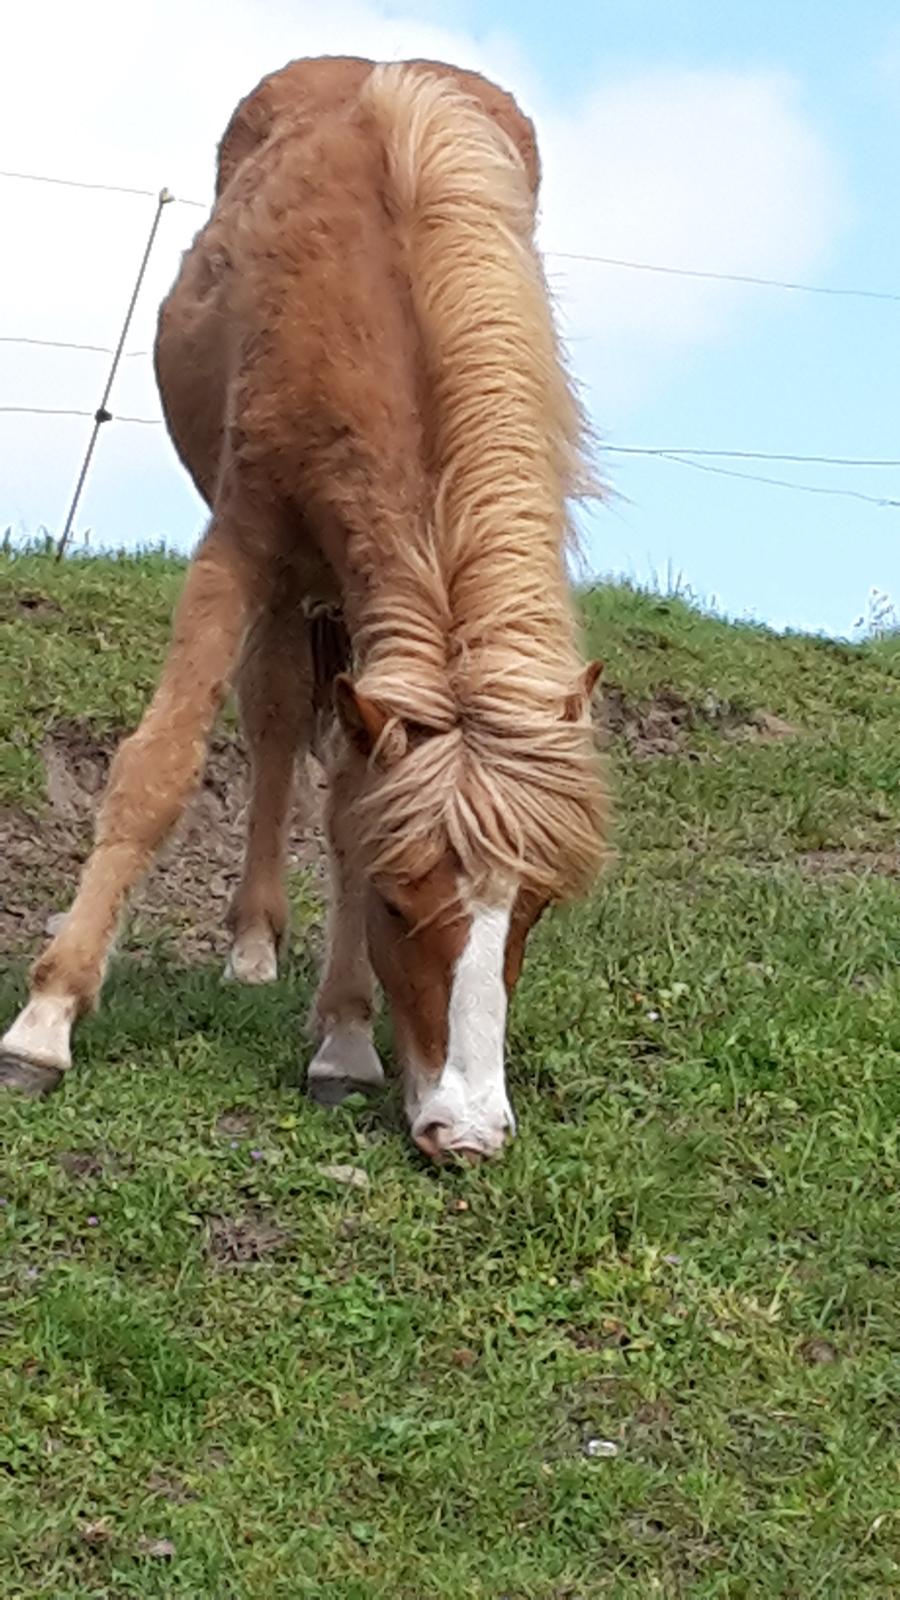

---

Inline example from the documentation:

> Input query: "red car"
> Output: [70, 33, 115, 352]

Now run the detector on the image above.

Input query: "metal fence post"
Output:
[55, 187, 173, 560]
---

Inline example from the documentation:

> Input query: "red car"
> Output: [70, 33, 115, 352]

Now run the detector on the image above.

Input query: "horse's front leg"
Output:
[307, 832, 385, 1106]
[1, 521, 260, 1094]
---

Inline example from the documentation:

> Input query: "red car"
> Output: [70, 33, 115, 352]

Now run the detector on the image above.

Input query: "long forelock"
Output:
[349, 666, 609, 903]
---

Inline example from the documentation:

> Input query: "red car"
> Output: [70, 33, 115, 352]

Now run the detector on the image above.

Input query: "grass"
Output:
[1, 546, 899, 1598]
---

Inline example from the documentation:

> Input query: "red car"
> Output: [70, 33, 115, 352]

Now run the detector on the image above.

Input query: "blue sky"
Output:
[2, 0, 899, 634]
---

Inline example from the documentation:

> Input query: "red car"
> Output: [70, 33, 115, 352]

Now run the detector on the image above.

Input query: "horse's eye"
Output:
[381, 896, 406, 924]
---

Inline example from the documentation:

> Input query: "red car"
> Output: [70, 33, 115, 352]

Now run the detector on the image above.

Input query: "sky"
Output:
[2, 0, 899, 636]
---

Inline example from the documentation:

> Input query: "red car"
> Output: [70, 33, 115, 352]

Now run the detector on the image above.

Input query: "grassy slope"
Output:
[1, 548, 899, 1599]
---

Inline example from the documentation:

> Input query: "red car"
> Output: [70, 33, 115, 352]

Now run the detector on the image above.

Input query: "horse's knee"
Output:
[98, 729, 200, 852]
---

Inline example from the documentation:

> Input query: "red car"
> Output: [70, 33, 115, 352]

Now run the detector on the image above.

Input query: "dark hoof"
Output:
[307, 1075, 376, 1108]
[0, 1053, 64, 1097]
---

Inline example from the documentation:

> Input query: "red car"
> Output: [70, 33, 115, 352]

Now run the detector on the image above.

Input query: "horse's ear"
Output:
[335, 675, 388, 754]
[334, 675, 407, 763]
[562, 660, 603, 723]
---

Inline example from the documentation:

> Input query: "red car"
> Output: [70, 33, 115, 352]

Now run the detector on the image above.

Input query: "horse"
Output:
[1, 55, 608, 1161]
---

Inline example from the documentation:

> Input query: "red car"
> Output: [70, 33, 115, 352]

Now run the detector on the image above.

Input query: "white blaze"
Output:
[447, 902, 510, 1088]
[409, 899, 515, 1154]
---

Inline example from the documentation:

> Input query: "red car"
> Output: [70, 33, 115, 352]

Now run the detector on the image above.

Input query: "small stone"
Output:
[318, 1164, 369, 1190]
[799, 1337, 839, 1366]
[136, 1535, 176, 1559]
[80, 1518, 113, 1546]
[45, 912, 68, 937]
[450, 1347, 477, 1368]
[215, 1109, 258, 1138]
[583, 1438, 619, 1459]
[751, 710, 798, 739]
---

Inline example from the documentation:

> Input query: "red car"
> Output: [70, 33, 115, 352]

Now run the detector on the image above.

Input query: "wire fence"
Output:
[7, 165, 898, 302]
[4, 164, 900, 549]
[0, 168, 206, 208]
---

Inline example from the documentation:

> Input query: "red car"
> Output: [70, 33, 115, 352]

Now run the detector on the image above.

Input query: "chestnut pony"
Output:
[1, 56, 608, 1160]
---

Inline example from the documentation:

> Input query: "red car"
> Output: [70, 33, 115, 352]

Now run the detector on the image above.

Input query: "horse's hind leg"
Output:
[224, 589, 313, 985]
[0, 521, 260, 1094]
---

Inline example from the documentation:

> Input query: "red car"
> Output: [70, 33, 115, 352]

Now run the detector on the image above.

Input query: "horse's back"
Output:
[155, 56, 539, 549]
[216, 56, 539, 200]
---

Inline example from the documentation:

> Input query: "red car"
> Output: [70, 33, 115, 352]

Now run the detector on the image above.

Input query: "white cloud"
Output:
[0, 1, 842, 545]
[543, 68, 839, 331]
[539, 68, 843, 414]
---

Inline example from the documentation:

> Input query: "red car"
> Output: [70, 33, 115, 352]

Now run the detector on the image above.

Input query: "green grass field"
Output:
[1, 546, 899, 1598]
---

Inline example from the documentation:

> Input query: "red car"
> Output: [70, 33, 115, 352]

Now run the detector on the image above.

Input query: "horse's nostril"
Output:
[412, 1093, 516, 1163]
[414, 1120, 509, 1164]
[414, 1122, 451, 1162]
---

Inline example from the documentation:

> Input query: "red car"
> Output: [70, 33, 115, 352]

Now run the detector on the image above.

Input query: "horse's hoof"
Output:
[306, 1024, 385, 1108]
[0, 1052, 64, 1097]
[223, 929, 279, 985]
[307, 1075, 377, 1108]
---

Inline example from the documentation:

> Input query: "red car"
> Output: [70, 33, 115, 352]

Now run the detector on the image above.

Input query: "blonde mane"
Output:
[348, 65, 609, 901]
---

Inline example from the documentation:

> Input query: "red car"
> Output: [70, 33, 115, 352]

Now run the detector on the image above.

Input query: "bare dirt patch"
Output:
[797, 848, 900, 879]
[595, 684, 798, 760]
[8, 592, 65, 621]
[56, 1146, 133, 1180]
[57, 1149, 107, 1180]
[145, 1471, 197, 1504]
[1, 721, 326, 963]
[205, 1210, 291, 1267]
[214, 1108, 260, 1140]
